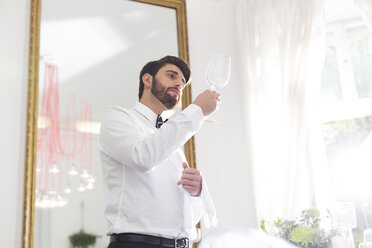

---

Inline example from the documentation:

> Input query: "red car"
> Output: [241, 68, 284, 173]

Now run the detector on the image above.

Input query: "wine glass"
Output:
[205, 53, 231, 123]
[364, 228, 372, 248]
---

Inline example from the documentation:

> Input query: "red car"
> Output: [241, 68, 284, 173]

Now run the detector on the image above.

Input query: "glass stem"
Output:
[210, 85, 217, 91]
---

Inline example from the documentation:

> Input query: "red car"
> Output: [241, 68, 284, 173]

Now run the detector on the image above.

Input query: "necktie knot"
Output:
[156, 115, 164, 128]
[156, 115, 168, 128]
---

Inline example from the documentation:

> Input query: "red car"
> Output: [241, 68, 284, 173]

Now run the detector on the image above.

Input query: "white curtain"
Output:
[235, 0, 332, 221]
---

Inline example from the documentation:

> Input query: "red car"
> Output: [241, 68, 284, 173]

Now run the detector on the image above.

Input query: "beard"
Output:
[151, 77, 180, 109]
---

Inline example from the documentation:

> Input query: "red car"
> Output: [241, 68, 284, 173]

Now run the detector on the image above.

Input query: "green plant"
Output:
[261, 208, 336, 248]
[69, 229, 99, 248]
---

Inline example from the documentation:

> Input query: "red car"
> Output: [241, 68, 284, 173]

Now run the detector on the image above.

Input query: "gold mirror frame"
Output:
[22, 0, 196, 247]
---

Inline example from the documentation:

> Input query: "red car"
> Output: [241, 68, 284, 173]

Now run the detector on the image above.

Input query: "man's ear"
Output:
[142, 73, 153, 88]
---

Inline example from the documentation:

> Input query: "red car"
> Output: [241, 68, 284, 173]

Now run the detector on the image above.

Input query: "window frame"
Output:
[321, 17, 372, 123]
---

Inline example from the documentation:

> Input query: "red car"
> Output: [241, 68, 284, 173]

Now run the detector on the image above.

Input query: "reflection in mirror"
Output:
[33, 0, 181, 247]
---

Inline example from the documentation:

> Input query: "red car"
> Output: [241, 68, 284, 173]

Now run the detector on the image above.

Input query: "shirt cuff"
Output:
[182, 104, 204, 130]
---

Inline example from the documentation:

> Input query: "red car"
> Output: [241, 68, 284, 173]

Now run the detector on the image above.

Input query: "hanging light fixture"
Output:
[49, 161, 60, 174]
[36, 60, 96, 209]
[69, 163, 79, 176]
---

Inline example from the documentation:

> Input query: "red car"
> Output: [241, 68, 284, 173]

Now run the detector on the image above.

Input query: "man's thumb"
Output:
[182, 162, 189, 169]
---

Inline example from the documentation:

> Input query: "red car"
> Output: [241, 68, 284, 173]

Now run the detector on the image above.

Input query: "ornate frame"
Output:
[22, 0, 196, 247]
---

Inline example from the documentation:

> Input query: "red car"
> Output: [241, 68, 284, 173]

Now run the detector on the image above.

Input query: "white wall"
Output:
[0, 0, 257, 246]
[0, 0, 30, 247]
[187, 0, 257, 233]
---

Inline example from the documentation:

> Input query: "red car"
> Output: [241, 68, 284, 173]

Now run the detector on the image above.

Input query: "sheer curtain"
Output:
[235, 0, 331, 221]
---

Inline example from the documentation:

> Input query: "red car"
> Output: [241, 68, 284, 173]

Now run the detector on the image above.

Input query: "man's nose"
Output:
[174, 79, 183, 89]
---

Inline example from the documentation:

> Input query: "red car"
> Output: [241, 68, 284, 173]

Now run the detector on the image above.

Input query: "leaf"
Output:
[260, 219, 266, 232]
[274, 218, 282, 227]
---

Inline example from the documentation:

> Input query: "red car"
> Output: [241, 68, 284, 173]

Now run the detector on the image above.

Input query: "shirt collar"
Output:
[133, 102, 159, 126]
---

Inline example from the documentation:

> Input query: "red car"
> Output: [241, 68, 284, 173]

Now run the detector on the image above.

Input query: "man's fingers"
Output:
[178, 179, 200, 187]
[178, 163, 202, 196]
[192, 89, 221, 116]
[182, 185, 196, 191]
[180, 173, 200, 182]
[182, 168, 200, 175]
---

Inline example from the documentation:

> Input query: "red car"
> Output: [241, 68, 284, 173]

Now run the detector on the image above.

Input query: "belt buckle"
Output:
[175, 237, 189, 248]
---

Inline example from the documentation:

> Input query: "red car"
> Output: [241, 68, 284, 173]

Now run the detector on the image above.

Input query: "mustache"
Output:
[167, 87, 180, 94]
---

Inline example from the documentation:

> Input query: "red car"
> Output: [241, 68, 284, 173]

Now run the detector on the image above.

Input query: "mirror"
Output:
[23, 0, 195, 247]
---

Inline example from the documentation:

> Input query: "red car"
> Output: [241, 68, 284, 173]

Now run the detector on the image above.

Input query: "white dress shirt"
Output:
[99, 102, 217, 240]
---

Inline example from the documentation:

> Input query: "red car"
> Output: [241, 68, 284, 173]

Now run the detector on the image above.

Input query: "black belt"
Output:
[110, 233, 189, 248]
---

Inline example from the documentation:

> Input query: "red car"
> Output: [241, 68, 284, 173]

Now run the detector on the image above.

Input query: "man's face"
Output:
[151, 64, 187, 110]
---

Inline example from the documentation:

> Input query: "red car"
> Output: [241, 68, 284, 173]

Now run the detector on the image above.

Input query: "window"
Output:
[321, 1, 372, 244]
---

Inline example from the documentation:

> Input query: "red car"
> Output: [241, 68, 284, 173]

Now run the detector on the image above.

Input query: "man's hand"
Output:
[177, 162, 202, 196]
[193, 89, 220, 116]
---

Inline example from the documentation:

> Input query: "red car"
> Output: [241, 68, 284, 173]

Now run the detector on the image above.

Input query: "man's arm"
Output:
[100, 104, 203, 172]
[100, 90, 220, 172]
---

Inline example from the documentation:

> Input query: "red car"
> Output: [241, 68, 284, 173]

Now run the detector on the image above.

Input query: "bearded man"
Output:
[99, 56, 219, 248]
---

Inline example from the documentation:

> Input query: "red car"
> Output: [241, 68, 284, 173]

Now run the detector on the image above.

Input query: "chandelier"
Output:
[35, 61, 96, 209]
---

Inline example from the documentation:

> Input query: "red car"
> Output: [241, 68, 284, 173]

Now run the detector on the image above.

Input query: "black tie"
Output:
[156, 115, 164, 129]
[156, 115, 168, 129]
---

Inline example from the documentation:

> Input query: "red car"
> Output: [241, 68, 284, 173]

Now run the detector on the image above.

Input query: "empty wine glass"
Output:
[205, 53, 231, 123]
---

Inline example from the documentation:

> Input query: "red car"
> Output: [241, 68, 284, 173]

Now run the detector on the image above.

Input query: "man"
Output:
[99, 56, 219, 248]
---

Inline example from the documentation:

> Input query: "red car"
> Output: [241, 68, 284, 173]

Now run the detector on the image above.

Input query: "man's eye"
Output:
[168, 74, 176, 79]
